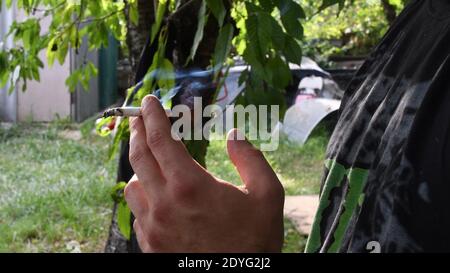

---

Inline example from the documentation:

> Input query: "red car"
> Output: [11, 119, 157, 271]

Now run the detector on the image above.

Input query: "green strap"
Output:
[305, 159, 368, 253]
[305, 159, 348, 252]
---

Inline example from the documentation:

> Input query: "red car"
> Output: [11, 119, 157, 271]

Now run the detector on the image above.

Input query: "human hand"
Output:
[124, 95, 285, 252]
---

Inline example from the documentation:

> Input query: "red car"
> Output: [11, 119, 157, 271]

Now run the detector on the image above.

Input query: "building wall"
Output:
[1, 5, 105, 123]
[17, 51, 71, 122]
[16, 7, 71, 122]
[0, 2, 17, 122]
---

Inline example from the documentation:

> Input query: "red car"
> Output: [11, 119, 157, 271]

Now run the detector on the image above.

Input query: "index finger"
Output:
[140, 95, 198, 179]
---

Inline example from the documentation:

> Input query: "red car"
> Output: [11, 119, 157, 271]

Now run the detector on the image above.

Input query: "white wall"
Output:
[0, 2, 17, 122]
[17, 51, 71, 122]
[15, 6, 71, 122]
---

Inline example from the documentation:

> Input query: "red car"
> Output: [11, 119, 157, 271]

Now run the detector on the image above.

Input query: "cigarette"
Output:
[103, 107, 172, 118]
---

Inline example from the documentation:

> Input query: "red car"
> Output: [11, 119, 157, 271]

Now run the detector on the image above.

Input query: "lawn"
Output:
[0, 120, 328, 253]
[0, 121, 117, 252]
[206, 127, 329, 195]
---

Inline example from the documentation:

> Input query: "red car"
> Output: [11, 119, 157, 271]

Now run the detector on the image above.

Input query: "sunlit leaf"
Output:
[117, 201, 131, 240]
[150, 0, 168, 44]
[129, 2, 139, 25]
[111, 181, 131, 240]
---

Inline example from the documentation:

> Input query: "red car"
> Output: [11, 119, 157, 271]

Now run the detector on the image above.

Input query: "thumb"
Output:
[226, 129, 282, 197]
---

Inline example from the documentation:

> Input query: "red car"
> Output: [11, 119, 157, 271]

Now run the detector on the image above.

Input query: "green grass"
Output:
[0, 120, 328, 252]
[0, 121, 117, 252]
[282, 218, 308, 253]
[206, 126, 329, 195]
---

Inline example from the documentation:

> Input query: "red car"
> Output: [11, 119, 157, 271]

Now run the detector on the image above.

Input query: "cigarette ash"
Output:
[103, 108, 123, 118]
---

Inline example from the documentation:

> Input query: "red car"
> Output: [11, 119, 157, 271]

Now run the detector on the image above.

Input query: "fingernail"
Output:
[142, 96, 150, 110]
[142, 95, 161, 116]
[142, 95, 157, 108]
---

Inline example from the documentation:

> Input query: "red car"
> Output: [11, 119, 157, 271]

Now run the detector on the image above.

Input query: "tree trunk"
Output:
[104, 0, 155, 253]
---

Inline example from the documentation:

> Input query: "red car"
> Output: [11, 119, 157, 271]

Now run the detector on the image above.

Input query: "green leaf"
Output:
[150, 0, 168, 44]
[0, 52, 9, 82]
[22, 29, 32, 50]
[242, 44, 264, 80]
[142, 27, 169, 100]
[266, 56, 292, 89]
[256, 13, 272, 55]
[110, 181, 127, 203]
[65, 69, 81, 92]
[46, 38, 57, 67]
[246, 10, 273, 56]
[0, 72, 9, 89]
[278, 0, 305, 40]
[278, 0, 306, 18]
[31, 66, 40, 81]
[56, 42, 68, 65]
[111, 181, 133, 242]
[269, 17, 286, 51]
[129, 2, 139, 25]
[283, 36, 302, 65]
[157, 58, 175, 99]
[186, 0, 208, 65]
[206, 0, 226, 27]
[86, 61, 98, 77]
[245, 9, 272, 65]
[96, 116, 114, 137]
[259, 0, 275, 12]
[118, 201, 131, 240]
[212, 23, 234, 71]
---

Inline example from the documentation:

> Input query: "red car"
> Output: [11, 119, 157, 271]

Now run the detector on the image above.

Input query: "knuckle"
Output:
[124, 180, 137, 200]
[171, 181, 196, 205]
[129, 146, 145, 165]
[146, 129, 164, 148]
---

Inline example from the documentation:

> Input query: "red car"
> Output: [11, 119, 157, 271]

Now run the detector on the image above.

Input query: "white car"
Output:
[216, 57, 350, 145]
